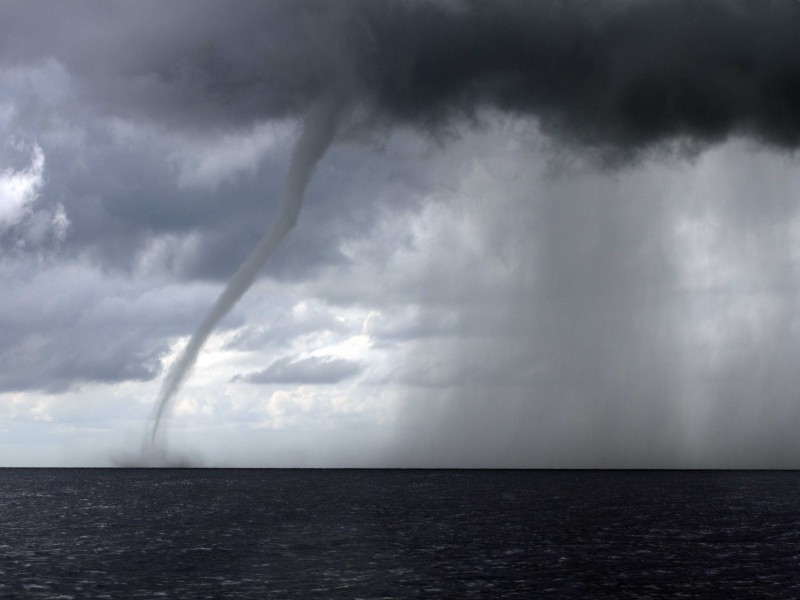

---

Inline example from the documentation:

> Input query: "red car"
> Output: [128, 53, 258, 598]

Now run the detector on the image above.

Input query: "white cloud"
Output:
[0, 142, 72, 247]
[0, 143, 44, 233]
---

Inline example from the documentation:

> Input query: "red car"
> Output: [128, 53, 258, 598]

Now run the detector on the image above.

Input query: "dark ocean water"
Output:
[1, 470, 800, 598]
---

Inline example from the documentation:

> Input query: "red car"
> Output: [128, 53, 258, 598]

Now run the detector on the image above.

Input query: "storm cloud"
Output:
[3, 0, 800, 466]
[4, 1, 800, 146]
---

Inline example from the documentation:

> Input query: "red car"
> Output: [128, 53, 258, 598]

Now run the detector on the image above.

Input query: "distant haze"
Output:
[2, 1, 800, 467]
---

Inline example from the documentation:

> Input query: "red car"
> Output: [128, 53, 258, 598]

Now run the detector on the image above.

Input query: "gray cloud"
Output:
[360, 1, 800, 151]
[5, 1, 800, 282]
[3, 1, 800, 466]
[0, 263, 176, 392]
[3, 1, 800, 149]
[235, 355, 363, 385]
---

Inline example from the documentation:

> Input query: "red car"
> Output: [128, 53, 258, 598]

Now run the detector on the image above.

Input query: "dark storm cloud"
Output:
[5, 1, 800, 150]
[360, 0, 800, 151]
[6, 0, 800, 279]
[235, 355, 363, 385]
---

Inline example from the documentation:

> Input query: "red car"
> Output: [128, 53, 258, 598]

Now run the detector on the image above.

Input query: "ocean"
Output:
[1, 469, 798, 598]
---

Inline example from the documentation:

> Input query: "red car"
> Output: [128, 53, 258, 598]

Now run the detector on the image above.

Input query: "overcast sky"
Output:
[3, 1, 800, 467]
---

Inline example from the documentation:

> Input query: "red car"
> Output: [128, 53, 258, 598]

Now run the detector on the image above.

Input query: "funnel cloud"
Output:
[149, 92, 344, 450]
[2, 1, 800, 467]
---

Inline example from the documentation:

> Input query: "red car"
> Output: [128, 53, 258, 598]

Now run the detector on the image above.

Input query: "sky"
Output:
[2, 0, 800, 467]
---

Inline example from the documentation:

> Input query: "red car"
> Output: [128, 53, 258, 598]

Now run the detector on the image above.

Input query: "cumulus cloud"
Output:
[0, 143, 44, 232]
[0, 143, 72, 251]
[235, 355, 363, 385]
[0, 258, 221, 393]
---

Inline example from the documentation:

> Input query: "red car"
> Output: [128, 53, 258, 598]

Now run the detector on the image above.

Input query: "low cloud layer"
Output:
[236, 355, 363, 385]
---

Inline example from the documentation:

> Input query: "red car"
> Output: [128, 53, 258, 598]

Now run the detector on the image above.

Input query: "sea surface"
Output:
[1, 469, 799, 598]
